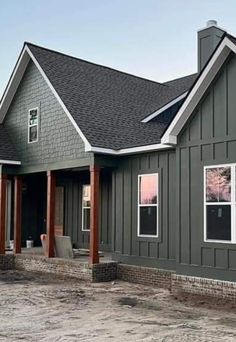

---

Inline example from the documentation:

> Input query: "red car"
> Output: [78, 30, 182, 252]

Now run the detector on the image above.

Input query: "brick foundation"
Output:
[1, 254, 236, 301]
[0, 255, 15, 270]
[172, 274, 236, 301]
[117, 263, 173, 290]
[14, 254, 118, 282]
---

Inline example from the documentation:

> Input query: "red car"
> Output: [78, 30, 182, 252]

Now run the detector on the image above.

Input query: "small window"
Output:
[138, 174, 158, 237]
[82, 185, 91, 231]
[204, 164, 236, 242]
[28, 108, 39, 143]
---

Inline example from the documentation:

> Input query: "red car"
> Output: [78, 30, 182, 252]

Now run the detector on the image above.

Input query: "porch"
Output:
[0, 163, 113, 266]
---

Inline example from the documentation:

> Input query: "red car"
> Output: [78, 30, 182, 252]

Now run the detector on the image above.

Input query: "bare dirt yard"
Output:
[0, 271, 236, 341]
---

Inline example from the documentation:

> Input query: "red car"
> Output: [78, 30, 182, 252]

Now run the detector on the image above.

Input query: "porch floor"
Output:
[20, 247, 113, 263]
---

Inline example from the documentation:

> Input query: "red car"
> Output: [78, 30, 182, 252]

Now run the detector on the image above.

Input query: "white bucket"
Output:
[9, 240, 14, 250]
[26, 240, 34, 248]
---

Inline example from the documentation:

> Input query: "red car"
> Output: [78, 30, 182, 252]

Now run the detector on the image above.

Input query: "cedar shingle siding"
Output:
[4, 60, 91, 166]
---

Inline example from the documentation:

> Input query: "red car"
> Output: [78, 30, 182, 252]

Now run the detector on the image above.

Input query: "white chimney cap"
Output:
[207, 20, 218, 27]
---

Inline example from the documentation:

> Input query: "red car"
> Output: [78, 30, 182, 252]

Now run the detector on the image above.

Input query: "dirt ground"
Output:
[0, 271, 236, 341]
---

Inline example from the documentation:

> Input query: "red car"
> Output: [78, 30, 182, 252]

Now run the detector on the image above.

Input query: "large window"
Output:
[82, 185, 91, 231]
[28, 108, 39, 143]
[204, 164, 236, 242]
[138, 174, 158, 237]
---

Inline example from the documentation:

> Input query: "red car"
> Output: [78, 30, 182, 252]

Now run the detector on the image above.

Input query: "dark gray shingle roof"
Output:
[27, 43, 197, 149]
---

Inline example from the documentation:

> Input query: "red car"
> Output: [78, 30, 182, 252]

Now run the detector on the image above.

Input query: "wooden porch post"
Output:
[89, 165, 101, 264]
[46, 170, 56, 258]
[0, 174, 7, 254]
[13, 176, 22, 254]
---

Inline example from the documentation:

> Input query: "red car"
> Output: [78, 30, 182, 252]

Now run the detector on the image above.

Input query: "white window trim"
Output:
[81, 184, 90, 232]
[204, 163, 236, 244]
[28, 107, 39, 144]
[137, 173, 158, 238]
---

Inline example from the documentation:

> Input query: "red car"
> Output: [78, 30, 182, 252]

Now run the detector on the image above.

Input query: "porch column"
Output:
[89, 165, 101, 264]
[0, 174, 7, 254]
[13, 176, 22, 254]
[46, 170, 56, 258]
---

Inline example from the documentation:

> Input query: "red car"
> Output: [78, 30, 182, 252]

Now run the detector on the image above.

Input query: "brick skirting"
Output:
[1, 254, 236, 300]
[117, 263, 173, 290]
[14, 254, 118, 282]
[0, 255, 15, 270]
[172, 274, 236, 301]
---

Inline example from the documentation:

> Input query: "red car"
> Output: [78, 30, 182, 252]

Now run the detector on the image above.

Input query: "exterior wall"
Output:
[4, 60, 91, 167]
[176, 54, 236, 281]
[59, 169, 112, 251]
[112, 150, 176, 270]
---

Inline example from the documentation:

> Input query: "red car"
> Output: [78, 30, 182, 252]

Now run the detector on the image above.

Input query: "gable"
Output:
[4, 60, 91, 167]
[162, 35, 236, 145]
[179, 53, 236, 145]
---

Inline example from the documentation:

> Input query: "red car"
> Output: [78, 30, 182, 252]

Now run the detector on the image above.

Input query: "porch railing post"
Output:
[46, 170, 56, 258]
[89, 165, 101, 264]
[0, 173, 7, 255]
[13, 176, 22, 254]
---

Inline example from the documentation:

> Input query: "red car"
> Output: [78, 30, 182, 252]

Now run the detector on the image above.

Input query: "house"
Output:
[1, 20, 236, 292]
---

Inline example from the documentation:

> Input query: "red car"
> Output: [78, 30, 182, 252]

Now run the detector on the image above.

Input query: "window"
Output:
[82, 185, 91, 231]
[28, 108, 39, 143]
[138, 174, 158, 237]
[204, 164, 236, 242]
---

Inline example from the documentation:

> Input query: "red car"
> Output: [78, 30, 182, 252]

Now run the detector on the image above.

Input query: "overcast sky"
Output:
[1, 0, 236, 98]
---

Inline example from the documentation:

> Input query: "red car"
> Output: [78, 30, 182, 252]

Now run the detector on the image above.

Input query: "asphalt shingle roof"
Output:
[26, 43, 197, 149]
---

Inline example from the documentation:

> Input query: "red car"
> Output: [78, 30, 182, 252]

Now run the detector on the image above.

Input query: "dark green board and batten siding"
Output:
[59, 170, 112, 251]
[112, 150, 176, 270]
[176, 53, 236, 282]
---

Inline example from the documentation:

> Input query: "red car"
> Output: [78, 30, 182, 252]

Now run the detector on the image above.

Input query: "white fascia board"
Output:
[86, 143, 173, 155]
[0, 45, 91, 151]
[161, 37, 235, 145]
[25, 46, 91, 150]
[0, 160, 21, 165]
[0, 47, 30, 120]
[141, 92, 188, 123]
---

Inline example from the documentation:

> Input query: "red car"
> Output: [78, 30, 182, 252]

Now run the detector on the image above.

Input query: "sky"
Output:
[1, 0, 236, 98]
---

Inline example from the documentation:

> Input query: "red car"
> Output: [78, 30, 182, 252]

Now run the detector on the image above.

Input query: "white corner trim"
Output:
[86, 143, 172, 155]
[141, 92, 188, 123]
[25, 46, 92, 150]
[0, 160, 21, 165]
[161, 37, 236, 145]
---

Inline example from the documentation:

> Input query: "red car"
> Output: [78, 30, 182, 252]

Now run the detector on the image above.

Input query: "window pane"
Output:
[139, 206, 157, 236]
[29, 125, 38, 142]
[139, 175, 158, 204]
[206, 205, 231, 240]
[83, 208, 90, 230]
[206, 167, 231, 202]
[83, 185, 90, 207]
[29, 109, 38, 125]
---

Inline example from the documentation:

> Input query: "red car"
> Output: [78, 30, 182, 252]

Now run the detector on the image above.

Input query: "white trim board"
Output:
[0, 44, 173, 156]
[161, 37, 236, 145]
[0, 160, 21, 165]
[141, 92, 188, 123]
[87, 143, 172, 155]
[0, 45, 91, 151]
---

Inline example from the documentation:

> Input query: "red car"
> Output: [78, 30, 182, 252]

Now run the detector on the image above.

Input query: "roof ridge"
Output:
[25, 41, 168, 87]
[164, 72, 198, 84]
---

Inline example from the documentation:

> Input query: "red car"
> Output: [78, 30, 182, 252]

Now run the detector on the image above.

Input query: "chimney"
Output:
[198, 20, 226, 72]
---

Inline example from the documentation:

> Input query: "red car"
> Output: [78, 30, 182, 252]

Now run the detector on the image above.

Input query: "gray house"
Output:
[1, 21, 236, 285]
